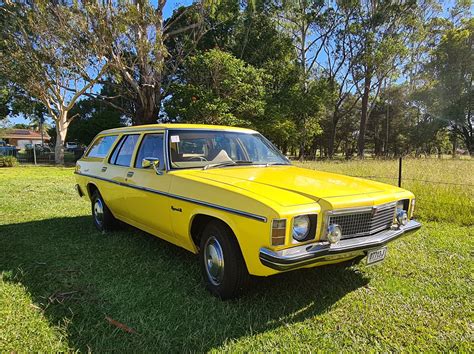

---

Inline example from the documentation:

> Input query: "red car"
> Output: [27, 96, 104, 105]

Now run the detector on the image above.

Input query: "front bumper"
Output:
[259, 219, 421, 271]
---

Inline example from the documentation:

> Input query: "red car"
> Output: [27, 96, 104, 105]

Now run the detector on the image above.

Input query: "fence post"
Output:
[398, 156, 402, 187]
[33, 144, 37, 166]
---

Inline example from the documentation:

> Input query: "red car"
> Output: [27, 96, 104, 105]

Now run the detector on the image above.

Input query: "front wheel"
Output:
[199, 220, 250, 299]
[91, 190, 117, 232]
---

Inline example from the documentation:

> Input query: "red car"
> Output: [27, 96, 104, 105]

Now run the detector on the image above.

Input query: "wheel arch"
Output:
[190, 213, 238, 251]
[86, 182, 100, 199]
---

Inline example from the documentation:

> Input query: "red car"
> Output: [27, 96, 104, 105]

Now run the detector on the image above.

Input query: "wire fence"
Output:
[14, 147, 84, 165]
[346, 175, 474, 187]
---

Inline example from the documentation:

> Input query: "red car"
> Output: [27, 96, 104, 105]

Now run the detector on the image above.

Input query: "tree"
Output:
[164, 49, 267, 126]
[427, 18, 473, 155]
[92, 0, 219, 125]
[0, 80, 12, 121]
[347, 0, 419, 157]
[273, 0, 336, 158]
[320, 3, 361, 158]
[0, 2, 109, 164]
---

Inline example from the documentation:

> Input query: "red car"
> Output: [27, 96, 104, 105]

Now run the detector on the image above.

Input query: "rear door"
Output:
[104, 134, 140, 218]
[125, 132, 174, 238]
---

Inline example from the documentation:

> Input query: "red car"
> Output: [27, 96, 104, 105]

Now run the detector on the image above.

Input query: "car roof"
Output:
[101, 124, 257, 135]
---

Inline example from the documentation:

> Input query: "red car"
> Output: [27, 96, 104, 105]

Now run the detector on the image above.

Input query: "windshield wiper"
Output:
[264, 162, 290, 166]
[203, 160, 254, 170]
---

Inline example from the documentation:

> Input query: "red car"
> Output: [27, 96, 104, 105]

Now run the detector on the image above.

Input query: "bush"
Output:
[0, 156, 18, 167]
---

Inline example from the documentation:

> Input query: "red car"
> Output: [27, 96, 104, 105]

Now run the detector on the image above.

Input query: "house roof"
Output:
[0, 129, 50, 140]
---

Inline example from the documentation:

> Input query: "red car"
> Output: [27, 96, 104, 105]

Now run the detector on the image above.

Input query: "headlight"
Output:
[292, 215, 311, 241]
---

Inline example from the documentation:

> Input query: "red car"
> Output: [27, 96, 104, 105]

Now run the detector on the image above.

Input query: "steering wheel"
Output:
[188, 156, 208, 161]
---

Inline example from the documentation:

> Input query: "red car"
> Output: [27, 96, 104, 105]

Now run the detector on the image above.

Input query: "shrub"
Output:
[0, 156, 18, 167]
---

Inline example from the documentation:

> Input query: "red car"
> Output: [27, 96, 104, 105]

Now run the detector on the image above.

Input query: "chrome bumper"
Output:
[259, 220, 421, 271]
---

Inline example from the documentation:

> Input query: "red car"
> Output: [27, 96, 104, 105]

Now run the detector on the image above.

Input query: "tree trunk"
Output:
[134, 90, 159, 125]
[298, 116, 306, 161]
[54, 110, 69, 165]
[452, 131, 457, 158]
[129, 2, 165, 126]
[328, 113, 337, 159]
[358, 68, 372, 158]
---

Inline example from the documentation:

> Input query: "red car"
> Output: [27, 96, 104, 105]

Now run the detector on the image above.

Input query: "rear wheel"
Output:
[91, 190, 117, 232]
[199, 220, 250, 299]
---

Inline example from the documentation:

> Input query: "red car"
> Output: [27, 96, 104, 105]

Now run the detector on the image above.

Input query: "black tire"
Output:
[199, 220, 250, 299]
[91, 190, 117, 232]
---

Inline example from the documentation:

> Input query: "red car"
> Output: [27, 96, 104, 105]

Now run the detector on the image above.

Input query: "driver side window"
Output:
[135, 134, 165, 169]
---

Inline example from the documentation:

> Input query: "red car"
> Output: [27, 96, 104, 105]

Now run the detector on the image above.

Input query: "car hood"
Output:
[185, 165, 403, 207]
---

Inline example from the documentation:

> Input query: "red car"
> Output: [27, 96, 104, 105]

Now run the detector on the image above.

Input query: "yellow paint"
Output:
[75, 124, 415, 276]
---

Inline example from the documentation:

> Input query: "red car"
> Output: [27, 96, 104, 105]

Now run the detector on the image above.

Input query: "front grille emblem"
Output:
[371, 207, 379, 216]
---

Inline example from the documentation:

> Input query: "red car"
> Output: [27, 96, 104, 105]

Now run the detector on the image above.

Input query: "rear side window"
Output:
[86, 135, 117, 158]
[109, 134, 139, 167]
[135, 134, 165, 169]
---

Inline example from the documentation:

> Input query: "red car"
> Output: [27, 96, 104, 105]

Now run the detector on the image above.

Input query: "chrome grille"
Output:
[328, 203, 396, 239]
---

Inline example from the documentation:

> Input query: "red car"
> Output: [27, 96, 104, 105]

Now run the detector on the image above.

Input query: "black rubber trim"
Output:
[75, 171, 267, 223]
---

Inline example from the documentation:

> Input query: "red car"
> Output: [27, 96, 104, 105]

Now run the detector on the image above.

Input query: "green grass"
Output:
[0, 161, 473, 352]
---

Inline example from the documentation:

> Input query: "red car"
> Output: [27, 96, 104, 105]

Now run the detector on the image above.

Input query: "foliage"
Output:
[0, 156, 18, 167]
[67, 84, 126, 145]
[424, 18, 473, 154]
[90, 0, 219, 125]
[165, 49, 268, 126]
[0, 0, 472, 158]
[0, 80, 12, 120]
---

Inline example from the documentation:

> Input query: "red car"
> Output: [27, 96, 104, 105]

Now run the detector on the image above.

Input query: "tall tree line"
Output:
[0, 0, 472, 164]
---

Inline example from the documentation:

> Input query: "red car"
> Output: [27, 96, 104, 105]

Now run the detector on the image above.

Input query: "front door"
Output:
[125, 133, 174, 238]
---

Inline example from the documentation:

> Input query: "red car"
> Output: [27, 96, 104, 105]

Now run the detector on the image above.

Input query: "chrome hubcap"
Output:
[204, 236, 224, 286]
[93, 199, 104, 227]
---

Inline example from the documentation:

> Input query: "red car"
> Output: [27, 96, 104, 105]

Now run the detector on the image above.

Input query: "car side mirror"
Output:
[142, 157, 163, 175]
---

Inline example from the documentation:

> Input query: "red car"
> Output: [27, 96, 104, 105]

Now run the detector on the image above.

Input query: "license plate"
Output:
[366, 247, 387, 265]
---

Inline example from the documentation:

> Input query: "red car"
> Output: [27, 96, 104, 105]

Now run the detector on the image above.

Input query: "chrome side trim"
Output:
[164, 128, 171, 172]
[260, 219, 421, 271]
[74, 171, 267, 223]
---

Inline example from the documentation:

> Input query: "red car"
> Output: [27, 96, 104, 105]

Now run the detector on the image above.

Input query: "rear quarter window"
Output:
[86, 135, 118, 158]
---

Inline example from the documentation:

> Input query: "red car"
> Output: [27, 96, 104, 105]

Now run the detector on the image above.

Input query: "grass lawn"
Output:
[0, 160, 473, 351]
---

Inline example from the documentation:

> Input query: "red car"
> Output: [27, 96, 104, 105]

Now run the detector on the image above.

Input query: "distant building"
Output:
[0, 129, 51, 149]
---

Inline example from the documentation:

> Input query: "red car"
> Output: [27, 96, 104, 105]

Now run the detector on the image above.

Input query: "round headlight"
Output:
[396, 209, 408, 226]
[327, 224, 342, 244]
[292, 215, 311, 241]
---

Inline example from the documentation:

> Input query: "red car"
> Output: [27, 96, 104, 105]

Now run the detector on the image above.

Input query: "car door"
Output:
[125, 132, 174, 238]
[103, 134, 140, 219]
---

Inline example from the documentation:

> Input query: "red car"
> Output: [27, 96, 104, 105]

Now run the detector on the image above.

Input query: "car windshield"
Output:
[168, 130, 290, 169]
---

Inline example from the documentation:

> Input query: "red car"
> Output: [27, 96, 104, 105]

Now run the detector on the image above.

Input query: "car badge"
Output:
[371, 206, 379, 216]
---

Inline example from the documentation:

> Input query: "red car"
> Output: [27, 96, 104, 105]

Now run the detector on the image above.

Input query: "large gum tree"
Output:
[0, 1, 109, 164]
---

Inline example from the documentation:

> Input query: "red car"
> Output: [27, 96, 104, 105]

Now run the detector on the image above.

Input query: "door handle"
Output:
[126, 171, 134, 178]
[101, 166, 107, 172]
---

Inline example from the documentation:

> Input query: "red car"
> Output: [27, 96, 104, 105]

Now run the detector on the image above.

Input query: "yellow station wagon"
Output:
[75, 124, 421, 299]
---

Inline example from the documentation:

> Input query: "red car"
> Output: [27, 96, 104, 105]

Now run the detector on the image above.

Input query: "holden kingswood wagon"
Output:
[75, 124, 421, 299]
